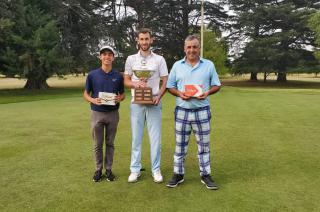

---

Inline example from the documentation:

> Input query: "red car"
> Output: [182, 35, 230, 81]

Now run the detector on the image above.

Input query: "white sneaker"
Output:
[128, 172, 141, 183]
[152, 171, 163, 183]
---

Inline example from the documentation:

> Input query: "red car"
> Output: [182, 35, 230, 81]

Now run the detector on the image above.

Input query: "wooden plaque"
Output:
[133, 87, 154, 104]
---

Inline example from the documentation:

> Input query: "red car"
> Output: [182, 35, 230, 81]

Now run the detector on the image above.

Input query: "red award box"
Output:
[184, 84, 203, 97]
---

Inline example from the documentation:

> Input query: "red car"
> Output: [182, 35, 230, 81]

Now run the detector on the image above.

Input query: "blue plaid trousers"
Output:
[173, 106, 212, 176]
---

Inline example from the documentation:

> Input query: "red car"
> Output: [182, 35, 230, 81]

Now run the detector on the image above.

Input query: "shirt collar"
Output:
[138, 50, 154, 58]
[100, 68, 114, 75]
[181, 57, 204, 64]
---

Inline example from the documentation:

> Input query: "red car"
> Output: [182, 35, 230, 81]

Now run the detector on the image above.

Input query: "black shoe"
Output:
[92, 170, 102, 182]
[106, 169, 115, 181]
[201, 175, 219, 190]
[166, 174, 184, 188]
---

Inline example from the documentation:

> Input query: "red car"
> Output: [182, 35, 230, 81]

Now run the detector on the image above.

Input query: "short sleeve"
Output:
[210, 62, 221, 87]
[158, 56, 168, 77]
[85, 73, 93, 93]
[124, 56, 133, 76]
[166, 63, 177, 89]
[118, 74, 125, 94]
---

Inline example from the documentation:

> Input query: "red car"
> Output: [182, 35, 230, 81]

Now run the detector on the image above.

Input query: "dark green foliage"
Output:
[203, 31, 229, 75]
[152, 0, 228, 68]
[106, 0, 228, 68]
[308, 11, 320, 61]
[228, 0, 320, 81]
[54, 0, 106, 75]
[0, 0, 71, 88]
[1, 0, 228, 88]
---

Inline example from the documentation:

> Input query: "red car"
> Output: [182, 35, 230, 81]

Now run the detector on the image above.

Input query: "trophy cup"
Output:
[132, 60, 154, 104]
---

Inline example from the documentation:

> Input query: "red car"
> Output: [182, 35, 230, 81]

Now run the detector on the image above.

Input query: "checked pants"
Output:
[173, 106, 212, 176]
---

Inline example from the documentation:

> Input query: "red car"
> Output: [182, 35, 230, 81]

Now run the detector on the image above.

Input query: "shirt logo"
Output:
[112, 78, 117, 82]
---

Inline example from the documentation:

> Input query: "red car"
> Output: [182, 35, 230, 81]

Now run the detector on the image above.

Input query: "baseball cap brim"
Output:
[99, 45, 115, 55]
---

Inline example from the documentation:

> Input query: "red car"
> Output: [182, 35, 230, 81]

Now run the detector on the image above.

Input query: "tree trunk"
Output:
[263, 72, 267, 83]
[277, 72, 287, 82]
[250, 72, 258, 81]
[24, 78, 49, 89]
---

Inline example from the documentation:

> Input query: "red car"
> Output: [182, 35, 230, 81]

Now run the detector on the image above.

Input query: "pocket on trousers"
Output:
[208, 108, 212, 120]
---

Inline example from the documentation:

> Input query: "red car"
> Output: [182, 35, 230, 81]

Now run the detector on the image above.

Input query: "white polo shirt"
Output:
[124, 51, 168, 96]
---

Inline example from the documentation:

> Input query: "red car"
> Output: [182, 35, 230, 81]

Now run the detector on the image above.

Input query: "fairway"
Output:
[1, 86, 320, 211]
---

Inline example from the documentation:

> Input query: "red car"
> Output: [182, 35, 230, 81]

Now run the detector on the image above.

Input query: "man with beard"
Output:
[84, 46, 125, 182]
[166, 35, 221, 190]
[124, 28, 168, 183]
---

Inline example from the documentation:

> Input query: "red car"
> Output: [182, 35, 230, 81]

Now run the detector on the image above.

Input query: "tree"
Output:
[150, 0, 228, 68]
[227, 0, 319, 82]
[1, 0, 229, 88]
[0, 1, 71, 89]
[0, 0, 17, 77]
[203, 30, 229, 75]
[17, 0, 107, 75]
[102, 0, 228, 69]
[54, 0, 106, 75]
[308, 11, 320, 60]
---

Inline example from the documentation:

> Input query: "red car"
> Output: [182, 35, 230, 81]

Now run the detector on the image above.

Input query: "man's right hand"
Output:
[133, 81, 147, 88]
[92, 98, 102, 105]
[178, 91, 192, 100]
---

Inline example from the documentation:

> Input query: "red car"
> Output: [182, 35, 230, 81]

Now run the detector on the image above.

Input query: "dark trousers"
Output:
[91, 110, 119, 171]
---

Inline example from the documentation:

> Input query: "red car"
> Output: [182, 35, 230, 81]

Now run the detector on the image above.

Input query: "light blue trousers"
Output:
[130, 103, 162, 173]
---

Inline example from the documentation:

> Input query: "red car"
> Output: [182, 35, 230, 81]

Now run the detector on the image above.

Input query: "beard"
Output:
[139, 44, 151, 51]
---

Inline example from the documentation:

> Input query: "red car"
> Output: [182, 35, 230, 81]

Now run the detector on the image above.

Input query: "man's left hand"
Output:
[196, 91, 209, 100]
[114, 94, 124, 103]
[153, 96, 161, 105]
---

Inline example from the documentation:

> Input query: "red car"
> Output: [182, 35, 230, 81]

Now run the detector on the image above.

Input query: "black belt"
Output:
[176, 105, 210, 112]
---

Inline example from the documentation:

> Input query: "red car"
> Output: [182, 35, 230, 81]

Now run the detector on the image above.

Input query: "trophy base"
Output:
[133, 87, 154, 105]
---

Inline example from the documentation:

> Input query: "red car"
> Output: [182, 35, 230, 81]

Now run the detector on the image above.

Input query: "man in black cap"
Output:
[83, 46, 125, 182]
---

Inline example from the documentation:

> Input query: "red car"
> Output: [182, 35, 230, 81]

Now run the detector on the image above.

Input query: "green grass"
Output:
[0, 88, 83, 104]
[1, 86, 320, 211]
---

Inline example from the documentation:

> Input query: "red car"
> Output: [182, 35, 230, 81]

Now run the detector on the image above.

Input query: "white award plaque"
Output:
[98, 92, 117, 105]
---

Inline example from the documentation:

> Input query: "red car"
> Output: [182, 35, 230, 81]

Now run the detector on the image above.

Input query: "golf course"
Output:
[1, 75, 319, 211]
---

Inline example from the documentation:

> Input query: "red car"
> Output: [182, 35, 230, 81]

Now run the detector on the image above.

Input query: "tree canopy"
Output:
[227, 0, 320, 82]
[203, 30, 229, 75]
[0, 0, 71, 88]
[308, 11, 320, 61]
[0, 0, 319, 88]
[1, 0, 229, 88]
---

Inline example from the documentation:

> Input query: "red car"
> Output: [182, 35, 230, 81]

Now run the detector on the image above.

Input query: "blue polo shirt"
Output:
[166, 57, 221, 109]
[85, 68, 124, 112]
